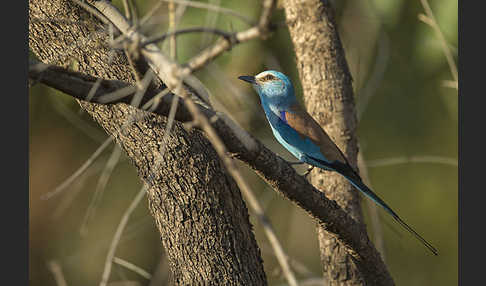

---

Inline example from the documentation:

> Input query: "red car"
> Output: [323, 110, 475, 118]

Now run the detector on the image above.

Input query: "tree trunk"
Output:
[284, 0, 390, 285]
[29, 0, 267, 284]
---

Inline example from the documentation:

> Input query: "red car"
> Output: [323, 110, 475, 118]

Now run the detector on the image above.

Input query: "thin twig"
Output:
[51, 160, 113, 220]
[47, 260, 68, 286]
[200, 0, 222, 47]
[357, 31, 390, 120]
[41, 137, 114, 200]
[156, 0, 255, 26]
[442, 80, 458, 90]
[168, 0, 177, 58]
[142, 27, 234, 47]
[99, 187, 147, 286]
[80, 145, 123, 236]
[72, 0, 112, 26]
[121, 0, 131, 20]
[129, 69, 155, 107]
[367, 155, 458, 168]
[113, 256, 152, 280]
[49, 97, 107, 143]
[153, 0, 181, 167]
[418, 0, 458, 84]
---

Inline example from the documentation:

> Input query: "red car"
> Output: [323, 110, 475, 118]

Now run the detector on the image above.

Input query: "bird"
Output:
[238, 70, 438, 256]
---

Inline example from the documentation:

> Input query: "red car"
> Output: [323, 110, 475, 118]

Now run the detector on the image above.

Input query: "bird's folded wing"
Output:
[284, 104, 348, 164]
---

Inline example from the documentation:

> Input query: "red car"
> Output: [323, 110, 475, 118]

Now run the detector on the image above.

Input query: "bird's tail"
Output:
[340, 171, 439, 256]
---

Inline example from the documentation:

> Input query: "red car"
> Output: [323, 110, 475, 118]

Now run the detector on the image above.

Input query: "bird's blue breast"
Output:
[261, 103, 329, 165]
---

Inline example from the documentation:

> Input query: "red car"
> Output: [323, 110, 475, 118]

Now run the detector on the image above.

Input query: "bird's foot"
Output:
[303, 166, 314, 178]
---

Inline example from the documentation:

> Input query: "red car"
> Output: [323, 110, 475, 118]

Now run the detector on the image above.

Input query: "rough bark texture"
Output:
[283, 0, 392, 285]
[29, 0, 267, 285]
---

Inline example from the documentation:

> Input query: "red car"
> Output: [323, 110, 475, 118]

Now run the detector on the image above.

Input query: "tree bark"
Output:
[29, 0, 267, 285]
[283, 0, 392, 285]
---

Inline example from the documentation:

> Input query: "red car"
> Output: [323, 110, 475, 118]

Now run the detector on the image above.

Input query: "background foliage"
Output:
[29, 0, 457, 285]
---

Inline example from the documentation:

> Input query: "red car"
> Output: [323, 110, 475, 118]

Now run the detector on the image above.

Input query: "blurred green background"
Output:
[29, 0, 457, 285]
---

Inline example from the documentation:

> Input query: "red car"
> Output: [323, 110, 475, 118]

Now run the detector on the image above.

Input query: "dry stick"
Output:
[47, 260, 68, 286]
[72, 0, 112, 26]
[41, 137, 114, 200]
[357, 31, 390, 120]
[142, 27, 234, 47]
[113, 257, 152, 280]
[124, 46, 143, 88]
[129, 69, 156, 107]
[418, 0, 458, 85]
[442, 80, 458, 90]
[99, 187, 147, 286]
[156, 2, 181, 159]
[296, 277, 327, 286]
[260, 243, 315, 277]
[367, 155, 458, 168]
[147, 2, 183, 180]
[200, 0, 222, 47]
[50, 97, 107, 143]
[51, 161, 112, 220]
[139, 0, 165, 27]
[80, 145, 122, 236]
[168, 0, 176, 57]
[157, 0, 255, 26]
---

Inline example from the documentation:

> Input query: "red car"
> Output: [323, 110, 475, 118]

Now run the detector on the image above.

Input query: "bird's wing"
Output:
[283, 103, 348, 165]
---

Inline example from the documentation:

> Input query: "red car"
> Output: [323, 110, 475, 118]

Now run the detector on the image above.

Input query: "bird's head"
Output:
[238, 70, 296, 107]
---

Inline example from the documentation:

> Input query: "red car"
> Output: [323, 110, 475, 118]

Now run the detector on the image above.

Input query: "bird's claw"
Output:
[303, 166, 314, 178]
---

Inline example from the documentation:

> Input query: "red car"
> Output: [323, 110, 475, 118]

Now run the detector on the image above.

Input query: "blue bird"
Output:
[239, 70, 438, 255]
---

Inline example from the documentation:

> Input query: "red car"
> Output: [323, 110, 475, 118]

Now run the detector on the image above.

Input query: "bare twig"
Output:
[100, 187, 147, 286]
[51, 160, 117, 220]
[367, 155, 458, 168]
[72, 0, 112, 26]
[113, 256, 152, 280]
[442, 80, 458, 90]
[47, 260, 68, 286]
[41, 137, 114, 200]
[156, 0, 255, 26]
[142, 27, 234, 47]
[129, 69, 156, 107]
[418, 0, 458, 84]
[80, 145, 123, 236]
[357, 31, 390, 120]
[200, 0, 222, 47]
[168, 0, 177, 58]
[49, 97, 107, 143]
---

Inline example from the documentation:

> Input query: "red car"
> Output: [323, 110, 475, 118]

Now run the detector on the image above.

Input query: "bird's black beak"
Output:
[238, 75, 257, 84]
